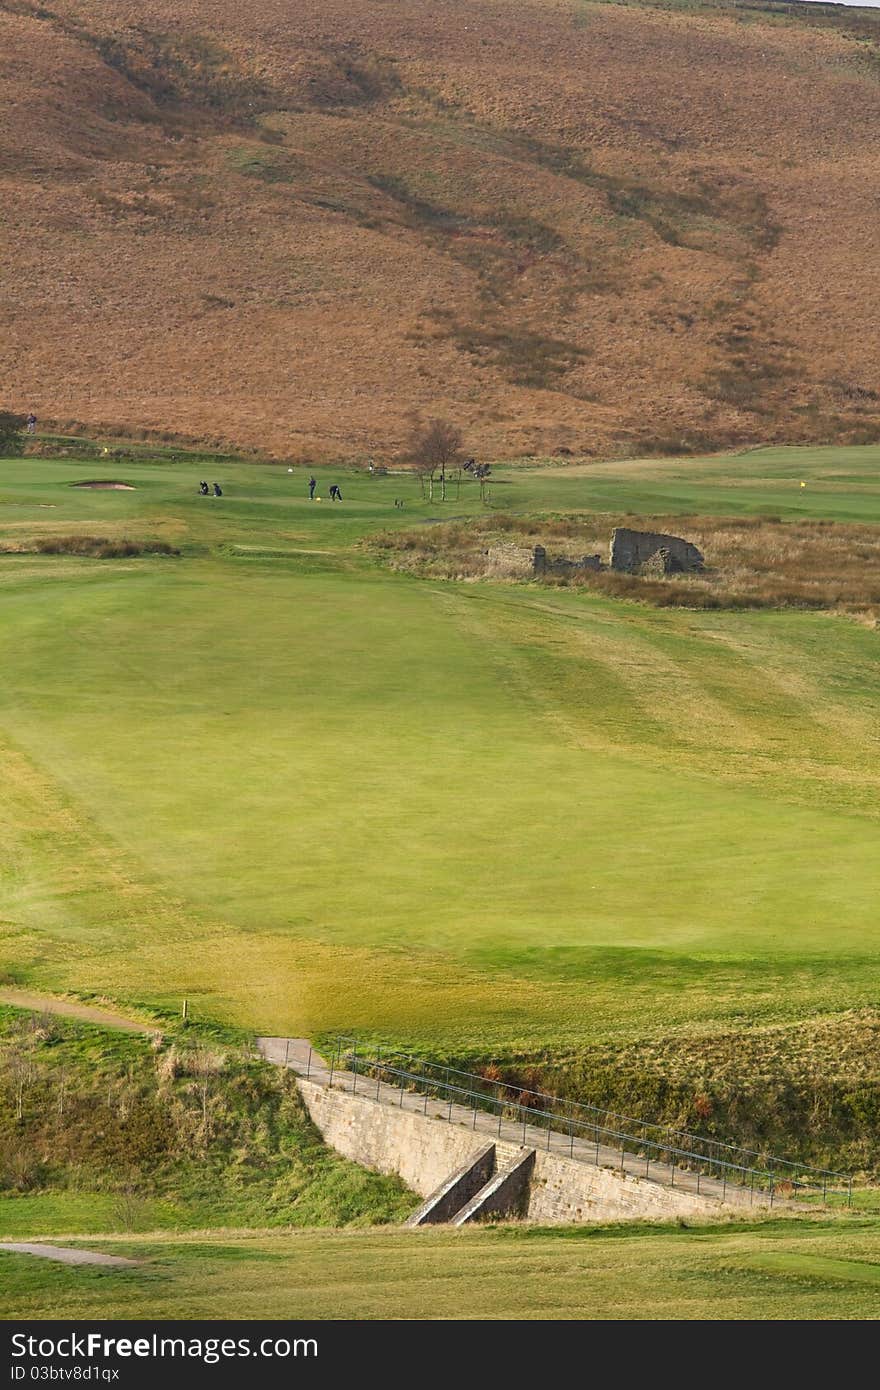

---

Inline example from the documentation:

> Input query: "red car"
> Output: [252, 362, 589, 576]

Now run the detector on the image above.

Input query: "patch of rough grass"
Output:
[443, 1009, 880, 1177]
[1, 536, 180, 559]
[372, 512, 880, 623]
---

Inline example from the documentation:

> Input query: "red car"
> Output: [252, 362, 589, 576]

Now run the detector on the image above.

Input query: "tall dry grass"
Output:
[373, 513, 880, 622]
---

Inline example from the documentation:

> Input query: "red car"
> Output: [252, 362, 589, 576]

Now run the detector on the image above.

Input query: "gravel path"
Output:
[0, 988, 156, 1035]
[0, 1242, 137, 1267]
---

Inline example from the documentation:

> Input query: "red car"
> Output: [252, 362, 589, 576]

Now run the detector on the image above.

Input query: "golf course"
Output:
[3, 438, 880, 1320]
[1, 441, 879, 1054]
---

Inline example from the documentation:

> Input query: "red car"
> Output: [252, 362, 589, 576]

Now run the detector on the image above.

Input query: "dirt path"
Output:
[0, 1242, 137, 1267]
[0, 987, 158, 1035]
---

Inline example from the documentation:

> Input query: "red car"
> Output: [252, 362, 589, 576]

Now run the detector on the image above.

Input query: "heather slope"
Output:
[2, 0, 880, 456]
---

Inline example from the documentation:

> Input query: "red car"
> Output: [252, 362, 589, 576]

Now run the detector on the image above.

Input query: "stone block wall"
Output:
[296, 1078, 731, 1223]
[610, 527, 704, 574]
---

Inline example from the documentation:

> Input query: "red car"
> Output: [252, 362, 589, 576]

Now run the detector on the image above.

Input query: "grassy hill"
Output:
[3, 0, 880, 458]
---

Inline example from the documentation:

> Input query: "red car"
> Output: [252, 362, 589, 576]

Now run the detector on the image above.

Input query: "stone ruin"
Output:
[484, 529, 703, 582]
[532, 545, 602, 577]
[609, 527, 704, 575]
[485, 543, 601, 578]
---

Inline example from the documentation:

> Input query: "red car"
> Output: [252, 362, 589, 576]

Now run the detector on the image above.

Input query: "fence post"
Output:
[285, 1038, 291, 1067]
[328, 1040, 336, 1089]
[399, 1069, 406, 1107]
[569, 1120, 574, 1158]
[522, 1107, 527, 1145]
[769, 1177, 775, 1208]
[351, 1041, 358, 1095]
[696, 1168, 701, 1196]
[848, 1176, 853, 1208]
[305, 1045, 311, 1079]
[375, 1045, 382, 1101]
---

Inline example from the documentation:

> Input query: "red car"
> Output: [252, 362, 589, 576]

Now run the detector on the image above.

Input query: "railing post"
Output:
[848, 1176, 853, 1208]
[328, 1040, 336, 1089]
[285, 1038, 291, 1066]
[522, 1106, 527, 1145]
[375, 1045, 382, 1101]
[305, 1045, 311, 1079]
[722, 1169, 726, 1202]
[769, 1177, 775, 1208]
[399, 1069, 406, 1107]
[696, 1168, 701, 1196]
[569, 1120, 574, 1158]
[351, 1041, 358, 1095]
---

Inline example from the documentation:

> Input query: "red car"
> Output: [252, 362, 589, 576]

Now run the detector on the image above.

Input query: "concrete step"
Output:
[451, 1149, 536, 1226]
[405, 1143, 497, 1226]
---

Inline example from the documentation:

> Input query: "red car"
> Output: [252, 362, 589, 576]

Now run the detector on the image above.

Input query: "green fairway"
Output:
[3, 1217, 880, 1320]
[2, 444, 880, 1049]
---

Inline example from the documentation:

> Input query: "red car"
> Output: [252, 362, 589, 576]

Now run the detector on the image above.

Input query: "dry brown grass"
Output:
[373, 512, 880, 621]
[0, 534, 179, 558]
[2, 0, 880, 457]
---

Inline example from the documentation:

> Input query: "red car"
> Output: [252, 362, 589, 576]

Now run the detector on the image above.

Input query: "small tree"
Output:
[0, 412, 26, 458]
[407, 417, 464, 502]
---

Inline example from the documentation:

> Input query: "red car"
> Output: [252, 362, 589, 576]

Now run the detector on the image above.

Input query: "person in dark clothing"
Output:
[329, 484, 343, 501]
[308, 476, 317, 500]
[26, 413, 37, 435]
[199, 480, 209, 495]
[213, 482, 223, 497]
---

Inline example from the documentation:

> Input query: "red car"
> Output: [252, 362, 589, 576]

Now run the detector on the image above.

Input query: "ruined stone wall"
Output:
[485, 543, 535, 578]
[610, 528, 704, 574]
[533, 546, 602, 577]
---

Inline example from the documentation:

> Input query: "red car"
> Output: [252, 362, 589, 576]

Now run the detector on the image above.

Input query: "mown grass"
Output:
[4, 1216, 880, 1320]
[1, 444, 880, 1063]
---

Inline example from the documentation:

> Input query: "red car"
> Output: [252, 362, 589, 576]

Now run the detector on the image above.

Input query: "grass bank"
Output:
[0, 1007, 415, 1238]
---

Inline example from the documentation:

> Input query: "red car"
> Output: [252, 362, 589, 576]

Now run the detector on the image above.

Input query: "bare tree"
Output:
[407, 417, 464, 503]
[5, 1036, 35, 1121]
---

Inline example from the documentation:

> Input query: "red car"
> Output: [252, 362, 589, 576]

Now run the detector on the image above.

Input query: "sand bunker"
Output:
[71, 480, 135, 490]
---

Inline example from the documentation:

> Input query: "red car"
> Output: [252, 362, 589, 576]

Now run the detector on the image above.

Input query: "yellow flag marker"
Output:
[800, 481, 806, 488]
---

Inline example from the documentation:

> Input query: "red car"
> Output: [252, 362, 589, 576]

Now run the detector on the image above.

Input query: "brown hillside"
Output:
[1, 0, 880, 459]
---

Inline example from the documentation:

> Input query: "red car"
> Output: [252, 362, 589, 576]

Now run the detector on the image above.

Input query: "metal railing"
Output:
[322, 1036, 852, 1207]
